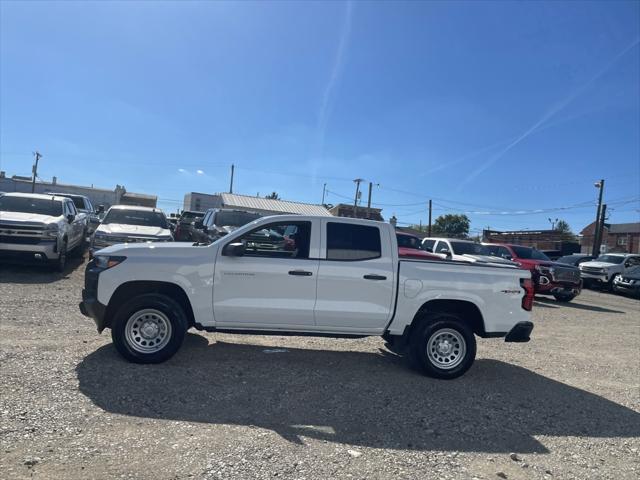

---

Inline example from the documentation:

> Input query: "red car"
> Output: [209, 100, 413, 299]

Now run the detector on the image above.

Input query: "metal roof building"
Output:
[183, 192, 331, 216]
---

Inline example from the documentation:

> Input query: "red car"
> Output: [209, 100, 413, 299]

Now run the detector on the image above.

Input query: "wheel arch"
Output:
[105, 281, 196, 330]
[407, 299, 487, 338]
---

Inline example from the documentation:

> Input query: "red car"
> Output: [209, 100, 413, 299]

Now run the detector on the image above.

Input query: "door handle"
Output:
[363, 274, 387, 281]
[289, 270, 313, 276]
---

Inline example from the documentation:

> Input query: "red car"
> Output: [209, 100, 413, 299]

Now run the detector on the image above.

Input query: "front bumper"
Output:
[0, 240, 58, 262]
[505, 321, 534, 342]
[613, 281, 640, 296]
[580, 272, 610, 283]
[78, 260, 108, 332]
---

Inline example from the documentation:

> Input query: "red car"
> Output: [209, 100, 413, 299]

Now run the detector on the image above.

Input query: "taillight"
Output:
[520, 277, 534, 311]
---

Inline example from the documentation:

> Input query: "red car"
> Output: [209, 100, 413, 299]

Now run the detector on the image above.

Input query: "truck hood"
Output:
[0, 211, 62, 225]
[580, 261, 618, 269]
[97, 223, 171, 237]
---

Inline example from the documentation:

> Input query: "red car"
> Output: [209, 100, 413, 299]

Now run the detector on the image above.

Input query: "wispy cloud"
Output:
[178, 168, 187, 173]
[314, 1, 354, 166]
[459, 37, 640, 189]
[196, 169, 204, 175]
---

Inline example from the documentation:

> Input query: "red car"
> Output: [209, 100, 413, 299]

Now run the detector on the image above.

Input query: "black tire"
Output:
[553, 293, 576, 302]
[111, 293, 188, 364]
[52, 239, 67, 272]
[408, 313, 476, 380]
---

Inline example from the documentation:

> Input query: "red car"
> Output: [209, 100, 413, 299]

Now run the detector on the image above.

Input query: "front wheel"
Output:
[111, 293, 188, 364]
[52, 240, 67, 272]
[408, 313, 476, 380]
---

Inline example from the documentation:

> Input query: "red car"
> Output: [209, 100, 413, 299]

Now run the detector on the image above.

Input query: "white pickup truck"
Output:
[79, 216, 534, 379]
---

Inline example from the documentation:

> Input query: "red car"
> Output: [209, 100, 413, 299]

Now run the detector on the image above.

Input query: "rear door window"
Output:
[326, 223, 381, 261]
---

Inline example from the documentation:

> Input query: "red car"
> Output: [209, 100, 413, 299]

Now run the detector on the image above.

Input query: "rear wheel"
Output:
[408, 313, 476, 380]
[111, 293, 188, 364]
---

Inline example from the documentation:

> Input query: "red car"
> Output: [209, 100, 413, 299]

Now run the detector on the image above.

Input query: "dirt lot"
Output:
[1, 256, 639, 480]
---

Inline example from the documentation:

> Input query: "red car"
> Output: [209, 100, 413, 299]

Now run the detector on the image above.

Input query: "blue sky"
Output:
[1, 0, 638, 234]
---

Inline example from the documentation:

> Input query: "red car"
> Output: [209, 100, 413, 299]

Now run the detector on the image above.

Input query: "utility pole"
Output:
[428, 199, 432, 237]
[31, 151, 42, 193]
[321, 183, 327, 205]
[229, 164, 235, 194]
[367, 182, 373, 209]
[353, 178, 364, 218]
[595, 204, 608, 255]
[592, 179, 605, 257]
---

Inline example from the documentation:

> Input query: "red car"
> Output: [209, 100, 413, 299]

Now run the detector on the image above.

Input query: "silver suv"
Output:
[0, 192, 86, 271]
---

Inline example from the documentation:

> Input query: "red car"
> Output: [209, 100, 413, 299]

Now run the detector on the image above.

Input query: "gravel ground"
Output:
[1, 256, 639, 480]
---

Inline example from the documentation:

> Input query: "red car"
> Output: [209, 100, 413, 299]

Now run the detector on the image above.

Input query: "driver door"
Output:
[213, 219, 320, 329]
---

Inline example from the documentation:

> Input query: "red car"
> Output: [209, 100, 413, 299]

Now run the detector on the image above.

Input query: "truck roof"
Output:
[2, 192, 69, 202]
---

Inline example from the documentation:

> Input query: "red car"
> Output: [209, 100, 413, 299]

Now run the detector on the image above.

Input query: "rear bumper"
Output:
[505, 321, 533, 343]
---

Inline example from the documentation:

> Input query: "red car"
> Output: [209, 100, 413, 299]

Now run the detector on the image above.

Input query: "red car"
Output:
[483, 243, 582, 302]
[396, 232, 442, 261]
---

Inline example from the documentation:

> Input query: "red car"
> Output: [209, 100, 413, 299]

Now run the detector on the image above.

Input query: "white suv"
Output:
[91, 205, 173, 256]
[0, 192, 86, 271]
[579, 253, 640, 289]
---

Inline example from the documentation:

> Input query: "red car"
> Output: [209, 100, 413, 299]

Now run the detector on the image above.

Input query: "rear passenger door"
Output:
[314, 221, 395, 333]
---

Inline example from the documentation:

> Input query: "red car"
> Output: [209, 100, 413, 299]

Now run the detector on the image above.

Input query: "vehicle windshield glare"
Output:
[511, 245, 550, 261]
[0, 196, 63, 216]
[595, 255, 625, 264]
[180, 211, 204, 221]
[215, 211, 262, 228]
[450, 241, 489, 255]
[396, 234, 421, 249]
[103, 209, 168, 228]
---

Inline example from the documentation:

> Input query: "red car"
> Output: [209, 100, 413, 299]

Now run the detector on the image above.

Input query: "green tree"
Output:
[265, 192, 280, 200]
[432, 214, 470, 238]
[555, 219, 572, 234]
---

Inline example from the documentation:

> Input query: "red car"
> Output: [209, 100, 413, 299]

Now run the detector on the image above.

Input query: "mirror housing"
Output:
[194, 220, 204, 229]
[222, 241, 246, 257]
[96, 205, 105, 214]
[67, 214, 75, 223]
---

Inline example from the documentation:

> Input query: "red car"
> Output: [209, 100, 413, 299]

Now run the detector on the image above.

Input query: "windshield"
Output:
[0, 196, 63, 216]
[396, 234, 421, 249]
[556, 255, 578, 264]
[450, 241, 489, 255]
[103, 209, 168, 228]
[511, 245, 550, 261]
[215, 211, 262, 227]
[180, 211, 204, 221]
[595, 255, 625, 264]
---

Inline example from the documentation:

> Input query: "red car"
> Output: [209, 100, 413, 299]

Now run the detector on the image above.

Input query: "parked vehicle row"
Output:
[79, 215, 535, 379]
[578, 253, 640, 292]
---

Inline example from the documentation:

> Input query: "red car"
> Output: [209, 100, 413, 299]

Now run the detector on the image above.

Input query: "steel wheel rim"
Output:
[426, 328, 466, 370]
[125, 309, 172, 354]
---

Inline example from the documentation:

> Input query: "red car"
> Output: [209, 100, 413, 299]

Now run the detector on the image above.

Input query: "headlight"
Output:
[44, 224, 59, 238]
[94, 255, 126, 269]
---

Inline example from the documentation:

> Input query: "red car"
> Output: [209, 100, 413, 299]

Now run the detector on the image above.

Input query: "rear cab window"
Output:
[326, 222, 382, 261]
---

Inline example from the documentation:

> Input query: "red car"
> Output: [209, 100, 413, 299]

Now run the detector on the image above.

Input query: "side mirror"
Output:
[504, 255, 513, 260]
[222, 241, 246, 257]
[67, 214, 75, 223]
[194, 220, 203, 229]
[441, 248, 451, 257]
[96, 205, 104, 214]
